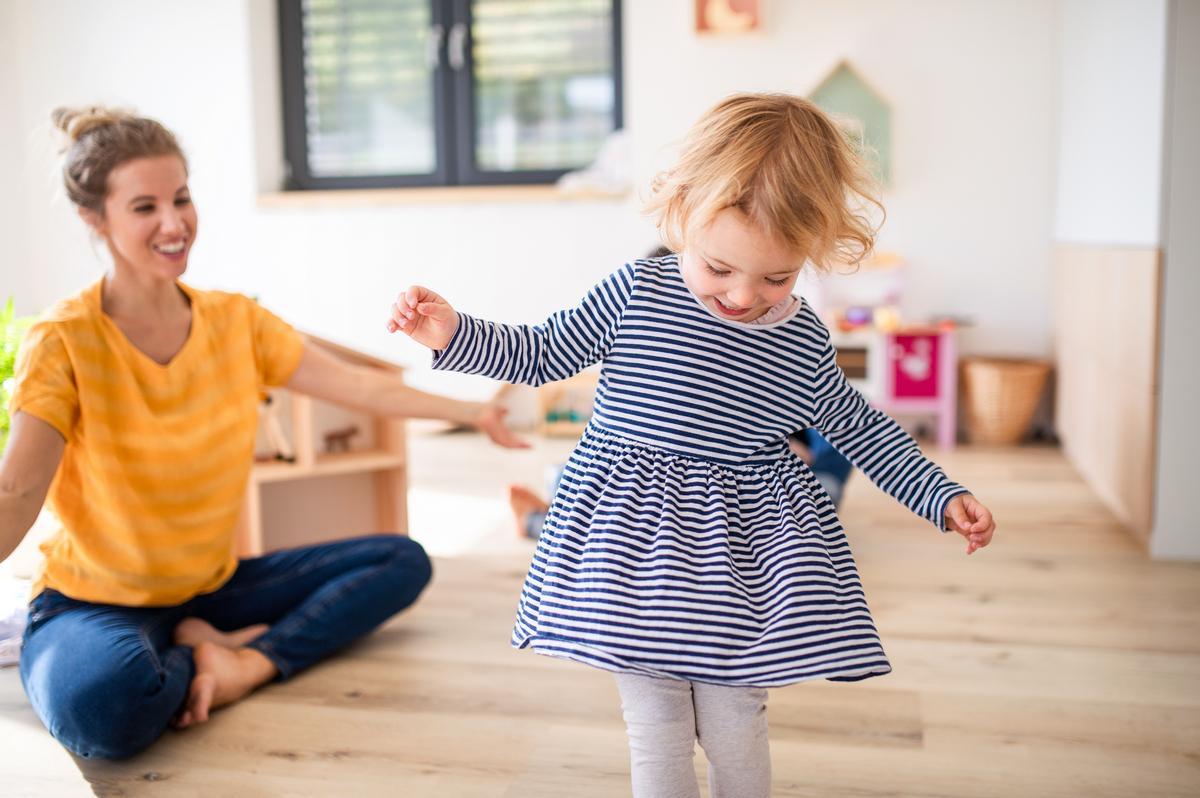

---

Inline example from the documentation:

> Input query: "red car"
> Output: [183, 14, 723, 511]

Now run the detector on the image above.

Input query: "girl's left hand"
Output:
[945, 494, 995, 555]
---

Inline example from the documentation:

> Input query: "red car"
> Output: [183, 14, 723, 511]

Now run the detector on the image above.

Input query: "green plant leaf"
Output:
[0, 297, 37, 452]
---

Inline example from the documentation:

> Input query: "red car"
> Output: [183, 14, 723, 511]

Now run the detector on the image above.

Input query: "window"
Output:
[278, 0, 623, 190]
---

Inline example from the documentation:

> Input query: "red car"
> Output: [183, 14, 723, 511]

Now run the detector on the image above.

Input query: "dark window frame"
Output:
[278, 0, 624, 191]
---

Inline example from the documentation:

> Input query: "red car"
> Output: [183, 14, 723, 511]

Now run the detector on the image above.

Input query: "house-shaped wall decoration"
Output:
[809, 61, 892, 185]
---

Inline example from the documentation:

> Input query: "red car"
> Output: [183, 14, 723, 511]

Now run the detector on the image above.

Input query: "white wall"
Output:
[1054, 0, 1167, 246]
[1152, 0, 1200, 559]
[2, 0, 1059, 397]
[0, 3, 31, 313]
[1050, 0, 1200, 559]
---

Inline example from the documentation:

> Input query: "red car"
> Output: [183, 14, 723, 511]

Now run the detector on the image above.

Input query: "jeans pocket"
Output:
[25, 590, 82, 634]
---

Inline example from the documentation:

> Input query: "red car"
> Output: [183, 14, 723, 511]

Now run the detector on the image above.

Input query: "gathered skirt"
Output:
[510, 425, 892, 687]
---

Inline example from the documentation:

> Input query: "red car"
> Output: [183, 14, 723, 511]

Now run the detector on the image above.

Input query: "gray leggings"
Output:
[614, 672, 771, 798]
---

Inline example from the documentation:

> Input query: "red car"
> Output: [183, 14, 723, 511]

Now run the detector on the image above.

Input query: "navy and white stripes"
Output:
[434, 256, 967, 687]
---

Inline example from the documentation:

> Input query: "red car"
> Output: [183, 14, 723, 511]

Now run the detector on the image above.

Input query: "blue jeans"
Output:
[19, 533, 432, 760]
[796, 429, 853, 508]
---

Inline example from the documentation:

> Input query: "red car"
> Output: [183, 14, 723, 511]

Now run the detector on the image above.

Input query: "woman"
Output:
[0, 107, 522, 759]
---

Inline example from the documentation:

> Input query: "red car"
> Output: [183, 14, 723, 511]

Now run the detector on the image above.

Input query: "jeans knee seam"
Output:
[254, 561, 384, 647]
[212, 538, 405, 600]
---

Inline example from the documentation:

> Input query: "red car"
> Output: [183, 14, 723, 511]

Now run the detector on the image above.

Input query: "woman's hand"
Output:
[944, 494, 995, 555]
[386, 286, 459, 351]
[472, 403, 530, 449]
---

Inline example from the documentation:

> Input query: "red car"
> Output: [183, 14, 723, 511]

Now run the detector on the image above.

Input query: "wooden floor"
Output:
[2, 436, 1199, 797]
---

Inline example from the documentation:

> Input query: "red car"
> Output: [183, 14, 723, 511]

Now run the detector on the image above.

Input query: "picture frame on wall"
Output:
[695, 0, 761, 34]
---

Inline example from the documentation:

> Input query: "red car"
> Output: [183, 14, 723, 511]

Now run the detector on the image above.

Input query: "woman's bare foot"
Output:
[508, 484, 549, 538]
[173, 617, 269, 649]
[174, 641, 278, 729]
[787, 437, 812, 463]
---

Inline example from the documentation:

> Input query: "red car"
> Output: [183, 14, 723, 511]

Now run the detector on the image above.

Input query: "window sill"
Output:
[256, 185, 629, 208]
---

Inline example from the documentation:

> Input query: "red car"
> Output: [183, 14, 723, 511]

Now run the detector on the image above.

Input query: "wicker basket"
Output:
[961, 357, 1051, 445]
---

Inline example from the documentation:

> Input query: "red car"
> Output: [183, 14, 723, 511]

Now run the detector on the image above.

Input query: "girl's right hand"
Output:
[386, 286, 460, 350]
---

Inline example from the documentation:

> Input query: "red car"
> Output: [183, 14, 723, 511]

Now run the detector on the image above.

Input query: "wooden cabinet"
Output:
[831, 327, 958, 450]
[235, 336, 408, 556]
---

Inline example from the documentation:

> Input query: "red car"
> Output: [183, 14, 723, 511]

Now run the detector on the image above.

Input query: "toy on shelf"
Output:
[538, 371, 600, 438]
[323, 425, 360, 454]
[255, 394, 295, 463]
[825, 252, 905, 333]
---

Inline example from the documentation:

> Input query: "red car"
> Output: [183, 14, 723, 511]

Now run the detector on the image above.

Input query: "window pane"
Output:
[301, 0, 435, 177]
[472, 0, 616, 172]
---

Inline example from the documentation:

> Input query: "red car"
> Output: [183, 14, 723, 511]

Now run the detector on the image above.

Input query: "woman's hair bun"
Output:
[51, 106, 132, 145]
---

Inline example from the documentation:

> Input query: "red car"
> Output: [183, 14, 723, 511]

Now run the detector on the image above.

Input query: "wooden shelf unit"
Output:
[236, 336, 408, 556]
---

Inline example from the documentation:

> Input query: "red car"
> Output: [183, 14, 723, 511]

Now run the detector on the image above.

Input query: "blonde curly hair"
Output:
[645, 93, 882, 271]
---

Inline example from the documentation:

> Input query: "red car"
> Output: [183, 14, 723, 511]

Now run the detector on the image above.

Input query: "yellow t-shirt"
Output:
[10, 280, 304, 606]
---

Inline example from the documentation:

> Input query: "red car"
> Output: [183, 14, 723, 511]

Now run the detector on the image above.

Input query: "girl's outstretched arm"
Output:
[805, 310, 971, 533]
[391, 263, 635, 387]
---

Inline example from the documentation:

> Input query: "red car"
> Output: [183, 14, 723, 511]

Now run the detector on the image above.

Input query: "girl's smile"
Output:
[713, 298, 751, 317]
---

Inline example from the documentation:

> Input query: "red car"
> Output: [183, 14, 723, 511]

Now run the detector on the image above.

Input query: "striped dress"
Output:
[434, 256, 967, 687]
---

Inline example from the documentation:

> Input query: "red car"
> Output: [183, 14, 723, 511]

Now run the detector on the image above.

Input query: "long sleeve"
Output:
[809, 319, 968, 531]
[432, 263, 635, 386]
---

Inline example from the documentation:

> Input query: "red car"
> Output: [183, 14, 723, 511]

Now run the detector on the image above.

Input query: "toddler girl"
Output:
[387, 93, 995, 798]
